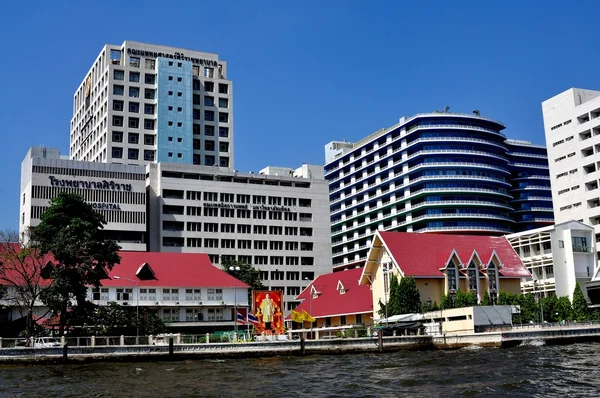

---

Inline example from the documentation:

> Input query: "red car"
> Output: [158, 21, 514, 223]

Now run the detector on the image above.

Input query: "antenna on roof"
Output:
[443, 106, 450, 113]
[473, 109, 480, 116]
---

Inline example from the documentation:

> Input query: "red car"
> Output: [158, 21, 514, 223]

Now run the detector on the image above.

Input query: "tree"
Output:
[221, 258, 265, 291]
[386, 274, 401, 316]
[377, 299, 387, 318]
[398, 276, 421, 314]
[71, 302, 166, 336]
[541, 295, 558, 323]
[518, 293, 538, 323]
[572, 282, 589, 322]
[481, 291, 490, 306]
[0, 229, 52, 337]
[556, 296, 573, 322]
[31, 193, 121, 335]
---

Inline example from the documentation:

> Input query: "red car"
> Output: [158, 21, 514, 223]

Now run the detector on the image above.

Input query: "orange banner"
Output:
[252, 290, 284, 334]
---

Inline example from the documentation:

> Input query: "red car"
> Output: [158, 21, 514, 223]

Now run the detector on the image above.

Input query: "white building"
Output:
[69, 41, 233, 168]
[146, 162, 332, 311]
[506, 220, 596, 300]
[542, 88, 600, 264]
[20, 146, 147, 251]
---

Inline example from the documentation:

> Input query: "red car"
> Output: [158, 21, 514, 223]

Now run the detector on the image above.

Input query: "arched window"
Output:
[447, 262, 458, 292]
[467, 261, 478, 292]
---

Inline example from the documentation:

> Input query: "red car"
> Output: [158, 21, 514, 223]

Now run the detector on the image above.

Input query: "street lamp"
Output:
[229, 266, 240, 337]
[534, 280, 544, 325]
[114, 276, 139, 340]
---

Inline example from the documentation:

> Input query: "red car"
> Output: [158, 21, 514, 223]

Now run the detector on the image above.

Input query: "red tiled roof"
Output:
[0, 245, 248, 289]
[377, 231, 530, 278]
[291, 267, 372, 319]
[104, 251, 249, 288]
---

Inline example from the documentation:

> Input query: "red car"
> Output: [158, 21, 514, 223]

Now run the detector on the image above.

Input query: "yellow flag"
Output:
[302, 310, 316, 323]
[291, 310, 304, 323]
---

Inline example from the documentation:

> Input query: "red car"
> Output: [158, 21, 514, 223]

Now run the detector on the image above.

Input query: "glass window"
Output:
[113, 70, 124, 80]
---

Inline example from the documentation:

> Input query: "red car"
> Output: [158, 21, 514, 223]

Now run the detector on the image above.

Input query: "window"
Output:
[219, 127, 229, 137]
[219, 112, 229, 123]
[219, 157, 229, 167]
[218, 83, 228, 94]
[144, 150, 155, 161]
[112, 116, 123, 127]
[205, 96, 214, 106]
[204, 82, 214, 92]
[559, 240, 564, 248]
[218, 98, 228, 108]
[113, 85, 124, 95]
[205, 126, 215, 136]
[177, 77, 182, 82]
[144, 119, 155, 129]
[145, 74, 156, 84]
[113, 100, 124, 111]
[468, 267, 478, 291]
[144, 89, 155, 99]
[447, 266, 457, 291]
[128, 148, 139, 160]
[129, 72, 140, 82]
[205, 140, 215, 151]
[128, 117, 139, 128]
[168, 76, 173, 81]
[127, 101, 139, 113]
[128, 133, 139, 144]
[145, 59, 155, 69]
[204, 67, 214, 78]
[129, 87, 139, 98]
[205, 111, 215, 121]
[129, 56, 140, 67]
[113, 70, 124, 80]
[177, 92, 182, 97]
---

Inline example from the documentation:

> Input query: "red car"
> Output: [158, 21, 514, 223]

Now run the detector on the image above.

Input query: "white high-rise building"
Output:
[542, 88, 600, 264]
[70, 41, 233, 168]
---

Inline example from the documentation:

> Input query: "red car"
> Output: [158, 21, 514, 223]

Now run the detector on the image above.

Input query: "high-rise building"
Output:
[505, 139, 554, 230]
[325, 111, 552, 270]
[542, 88, 600, 262]
[69, 41, 233, 168]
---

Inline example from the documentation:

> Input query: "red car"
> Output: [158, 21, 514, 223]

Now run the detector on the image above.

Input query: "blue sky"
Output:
[1, 0, 600, 231]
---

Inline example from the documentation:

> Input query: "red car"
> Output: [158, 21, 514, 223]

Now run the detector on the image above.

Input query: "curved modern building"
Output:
[505, 140, 554, 230]
[325, 111, 552, 269]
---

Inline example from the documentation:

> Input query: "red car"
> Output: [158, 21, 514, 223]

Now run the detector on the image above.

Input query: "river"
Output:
[1, 342, 599, 397]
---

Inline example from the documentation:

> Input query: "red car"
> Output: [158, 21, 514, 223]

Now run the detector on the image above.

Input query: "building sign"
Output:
[49, 176, 132, 191]
[127, 48, 218, 67]
[91, 203, 122, 211]
[203, 202, 291, 212]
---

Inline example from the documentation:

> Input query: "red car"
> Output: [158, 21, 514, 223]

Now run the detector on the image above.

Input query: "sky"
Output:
[1, 0, 600, 231]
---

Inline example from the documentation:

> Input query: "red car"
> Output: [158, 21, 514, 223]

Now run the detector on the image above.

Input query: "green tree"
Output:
[386, 274, 401, 316]
[31, 193, 121, 335]
[556, 296, 573, 322]
[572, 282, 590, 322]
[441, 293, 454, 309]
[398, 276, 421, 314]
[222, 258, 266, 304]
[72, 302, 166, 336]
[518, 293, 538, 323]
[454, 289, 468, 308]
[541, 295, 558, 323]
[377, 299, 387, 318]
[481, 291, 490, 306]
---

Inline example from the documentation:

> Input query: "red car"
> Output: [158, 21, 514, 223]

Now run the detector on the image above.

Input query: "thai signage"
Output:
[48, 176, 132, 191]
[204, 202, 290, 212]
[127, 48, 218, 67]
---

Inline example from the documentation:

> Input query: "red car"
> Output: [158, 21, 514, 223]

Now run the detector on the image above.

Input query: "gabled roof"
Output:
[103, 252, 249, 288]
[292, 267, 372, 319]
[361, 231, 530, 284]
[383, 231, 530, 277]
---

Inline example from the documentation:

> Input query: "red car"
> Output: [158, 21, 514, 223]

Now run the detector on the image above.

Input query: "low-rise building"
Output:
[288, 267, 373, 338]
[359, 231, 531, 311]
[506, 220, 597, 300]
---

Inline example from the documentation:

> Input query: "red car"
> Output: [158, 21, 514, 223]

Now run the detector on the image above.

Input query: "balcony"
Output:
[573, 245, 592, 253]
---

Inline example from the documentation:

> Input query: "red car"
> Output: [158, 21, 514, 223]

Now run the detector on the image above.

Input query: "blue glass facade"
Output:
[156, 58, 193, 163]
[505, 140, 554, 230]
[325, 113, 553, 269]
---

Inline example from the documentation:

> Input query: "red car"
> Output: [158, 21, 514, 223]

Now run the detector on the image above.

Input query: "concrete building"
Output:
[146, 162, 332, 310]
[506, 220, 596, 300]
[69, 41, 233, 168]
[325, 111, 552, 270]
[19, 146, 147, 251]
[542, 88, 600, 264]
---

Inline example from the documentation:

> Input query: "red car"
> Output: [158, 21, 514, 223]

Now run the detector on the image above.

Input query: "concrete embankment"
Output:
[3, 325, 600, 364]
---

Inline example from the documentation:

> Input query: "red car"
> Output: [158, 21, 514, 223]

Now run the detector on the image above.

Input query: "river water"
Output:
[1, 342, 600, 397]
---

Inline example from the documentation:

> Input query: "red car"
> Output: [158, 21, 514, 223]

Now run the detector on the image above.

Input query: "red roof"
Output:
[291, 267, 372, 319]
[103, 251, 249, 288]
[377, 231, 530, 278]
